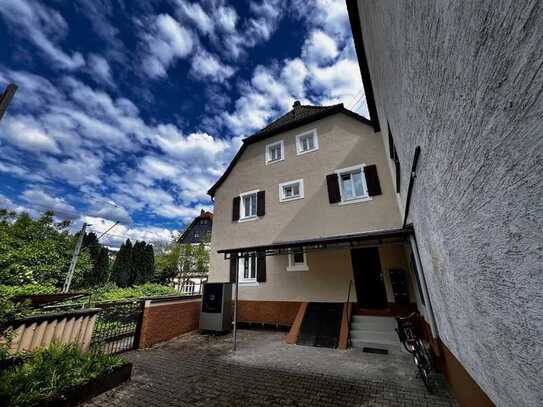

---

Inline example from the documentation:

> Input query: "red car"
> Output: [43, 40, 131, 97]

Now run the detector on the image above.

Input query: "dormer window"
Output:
[266, 140, 284, 164]
[296, 130, 318, 155]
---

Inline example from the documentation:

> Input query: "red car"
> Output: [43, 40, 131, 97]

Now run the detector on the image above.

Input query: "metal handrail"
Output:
[346, 280, 353, 347]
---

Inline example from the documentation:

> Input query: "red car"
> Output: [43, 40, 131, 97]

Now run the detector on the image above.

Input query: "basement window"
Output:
[287, 249, 308, 272]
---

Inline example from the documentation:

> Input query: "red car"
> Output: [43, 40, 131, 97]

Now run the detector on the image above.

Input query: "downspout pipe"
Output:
[402, 146, 421, 228]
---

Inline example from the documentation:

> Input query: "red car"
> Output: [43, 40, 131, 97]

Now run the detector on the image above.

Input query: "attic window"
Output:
[296, 130, 319, 155]
[266, 140, 284, 164]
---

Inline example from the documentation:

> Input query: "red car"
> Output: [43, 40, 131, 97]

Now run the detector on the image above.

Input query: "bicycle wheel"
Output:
[414, 341, 434, 393]
[417, 362, 434, 393]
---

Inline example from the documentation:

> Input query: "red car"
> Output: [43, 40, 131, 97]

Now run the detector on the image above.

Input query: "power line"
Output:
[97, 221, 119, 241]
[346, 88, 363, 108]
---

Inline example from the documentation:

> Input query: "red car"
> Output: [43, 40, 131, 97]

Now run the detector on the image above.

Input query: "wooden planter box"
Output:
[0, 363, 133, 407]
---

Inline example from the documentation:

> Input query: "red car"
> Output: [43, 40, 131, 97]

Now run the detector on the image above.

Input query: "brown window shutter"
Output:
[326, 174, 341, 203]
[364, 164, 382, 196]
[232, 196, 240, 221]
[256, 191, 265, 216]
[229, 256, 237, 282]
[256, 252, 266, 282]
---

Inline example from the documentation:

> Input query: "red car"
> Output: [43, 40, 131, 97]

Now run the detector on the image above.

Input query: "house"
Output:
[175, 210, 213, 295]
[346, 2, 542, 407]
[179, 210, 213, 244]
[207, 101, 427, 347]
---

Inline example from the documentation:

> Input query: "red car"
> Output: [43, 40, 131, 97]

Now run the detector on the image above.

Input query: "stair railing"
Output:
[346, 280, 353, 347]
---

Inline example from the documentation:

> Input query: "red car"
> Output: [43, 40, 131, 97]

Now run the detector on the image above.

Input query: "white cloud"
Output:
[82, 216, 176, 248]
[190, 49, 235, 83]
[0, 0, 85, 70]
[0, 161, 47, 182]
[177, 1, 213, 35]
[1, 116, 60, 154]
[44, 154, 103, 186]
[280, 58, 309, 98]
[140, 156, 179, 180]
[302, 30, 339, 65]
[88, 54, 113, 84]
[88, 204, 132, 224]
[216, 6, 237, 33]
[142, 14, 195, 78]
[22, 188, 79, 219]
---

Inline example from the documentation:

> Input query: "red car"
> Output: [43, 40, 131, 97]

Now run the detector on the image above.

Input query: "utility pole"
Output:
[0, 83, 17, 122]
[63, 223, 88, 293]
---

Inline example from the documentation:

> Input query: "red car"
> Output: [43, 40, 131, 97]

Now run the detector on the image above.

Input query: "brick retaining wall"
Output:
[138, 296, 201, 348]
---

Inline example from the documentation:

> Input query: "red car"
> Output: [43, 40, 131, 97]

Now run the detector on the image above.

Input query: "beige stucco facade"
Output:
[209, 112, 406, 302]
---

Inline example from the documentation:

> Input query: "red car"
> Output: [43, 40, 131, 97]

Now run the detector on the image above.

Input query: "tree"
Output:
[111, 239, 133, 287]
[154, 244, 180, 285]
[0, 210, 92, 289]
[143, 243, 155, 283]
[81, 232, 110, 287]
[130, 241, 144, 285]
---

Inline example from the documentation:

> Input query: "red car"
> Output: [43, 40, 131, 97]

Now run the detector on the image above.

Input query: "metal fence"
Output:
[90, 300, 144, 355]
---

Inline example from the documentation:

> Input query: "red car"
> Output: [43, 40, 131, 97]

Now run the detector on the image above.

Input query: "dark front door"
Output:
[351, 247, 388, 309]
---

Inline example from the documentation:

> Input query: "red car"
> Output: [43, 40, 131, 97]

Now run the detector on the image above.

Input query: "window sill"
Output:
[296, 147, 318, 156]
[279, 195, 304, 203]
[338, 196, 372, 206]
[287, 265, 309, 272]
[238, 281, 260, 287]
[265, 157, 284, 165]
[238, 216, 259, 223]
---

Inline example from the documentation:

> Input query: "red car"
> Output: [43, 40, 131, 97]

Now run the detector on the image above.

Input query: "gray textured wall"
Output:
[356, 1, 543, 406]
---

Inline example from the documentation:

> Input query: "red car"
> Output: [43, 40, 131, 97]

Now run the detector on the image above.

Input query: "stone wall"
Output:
[139, 297, 201, 348]
[355, 1, 543, 405]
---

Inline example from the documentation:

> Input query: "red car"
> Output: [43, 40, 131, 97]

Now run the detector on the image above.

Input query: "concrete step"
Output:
[351, 317, 396, 330]
[351, 321, 396, 332]
[350, 338, 402, 352]
[350, 330, 398, 342]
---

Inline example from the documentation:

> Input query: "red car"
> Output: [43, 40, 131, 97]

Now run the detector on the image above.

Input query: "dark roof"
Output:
[179, 210, 213, 243]
[346, 1, 380, 132]
[208, 102, 373, 197]
[217, 227, 413, 255]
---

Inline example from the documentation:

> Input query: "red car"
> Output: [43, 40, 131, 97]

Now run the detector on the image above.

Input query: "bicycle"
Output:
[395, 312, 434, 393]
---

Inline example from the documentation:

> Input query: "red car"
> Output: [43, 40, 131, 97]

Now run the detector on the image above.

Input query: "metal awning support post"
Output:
[233, 253, 239, 352]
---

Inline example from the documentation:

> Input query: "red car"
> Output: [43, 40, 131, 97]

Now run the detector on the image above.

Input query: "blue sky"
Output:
[0, 0, 367, 247]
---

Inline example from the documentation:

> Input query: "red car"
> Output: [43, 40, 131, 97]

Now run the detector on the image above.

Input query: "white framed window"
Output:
[279, 179, 304, 202]
[266, 140, 284, 164]
[239, 253, 257, 284]
[296, 129, 319, 155]
[287, 249, 308, 272]
[239, 190, 258, 221]
[335, 164, 370, 205]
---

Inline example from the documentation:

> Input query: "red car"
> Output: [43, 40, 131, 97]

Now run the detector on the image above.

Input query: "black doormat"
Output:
[297, 302, 343, 348]
[362, 347, 389, 355]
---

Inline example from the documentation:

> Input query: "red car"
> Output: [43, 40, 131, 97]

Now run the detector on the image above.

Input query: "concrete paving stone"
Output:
[82, 330, 458, 407]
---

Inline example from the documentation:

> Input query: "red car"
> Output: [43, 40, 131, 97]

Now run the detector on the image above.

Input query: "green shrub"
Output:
[87, 282, 176, 302]
[0, 343, 126, 406]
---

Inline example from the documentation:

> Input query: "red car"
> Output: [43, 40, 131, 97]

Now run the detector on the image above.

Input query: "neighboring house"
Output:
[175, 210, 213, 295]
[346, 2, 542, 407]
[179, 210, 213, 244]
[208, 101, 425, 339]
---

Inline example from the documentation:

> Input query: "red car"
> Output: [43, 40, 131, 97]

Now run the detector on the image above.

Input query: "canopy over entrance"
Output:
[218, 226, 413, 258]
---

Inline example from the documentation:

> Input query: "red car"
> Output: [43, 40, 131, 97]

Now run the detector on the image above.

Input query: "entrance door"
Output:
[351, 247, 388, 309]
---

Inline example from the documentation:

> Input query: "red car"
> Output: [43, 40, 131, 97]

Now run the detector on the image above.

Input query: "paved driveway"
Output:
[84, 330, 458, 407]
